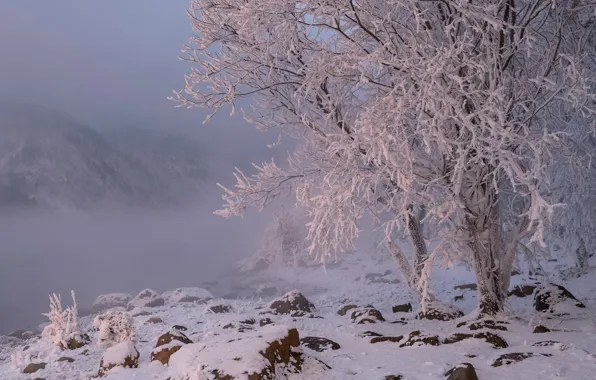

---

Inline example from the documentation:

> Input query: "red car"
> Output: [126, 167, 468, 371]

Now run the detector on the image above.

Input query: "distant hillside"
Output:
[0, 102, 207, 211]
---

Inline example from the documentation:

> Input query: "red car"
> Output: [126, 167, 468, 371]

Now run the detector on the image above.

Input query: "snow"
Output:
[102, 341, 137, 366]
[1, 252, 596, 380]
[168, 325, 293, 379]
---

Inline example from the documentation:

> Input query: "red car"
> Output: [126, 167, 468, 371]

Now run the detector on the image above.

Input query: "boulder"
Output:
[259, 318, 274, 327]
[491, 352, 552, 367]
[66, 333, 90, 350]
[383, 376, 403, 380]
[300, 337, 340, 352]
[23, 362, 46, 374]
[145, 317, 164, 324]
[454, 283, 477, 291]
[533, 325, 551, 334]
[534, 284, 585, 313]
[163, 287, 214, 304]
[399, 330, 440, 347]
[370, 336, 403, 344]
[156, 330, 193, 346]
[360, 331, 384, 338]
[267, 291, 315, 316]
[127, 289, 165, 311]
[350, 307, 385, 324]
[8, 329, 38, 340]
[57, 357, 74, 363]
[508, 284, 537, 298]
[418, 302, 463, 321]
[91, 293, 133, 314]
[445, 363, 478, 380]
[456, 319, 509, 331]
[443, 332, 508, 349]
[209, 304, 232, 314]
[392, 303, 413, 313]
[98, 341, 139, 377]
[168, 325, 303, 379]
[172, 325, 188, 331]
[337, 304, 358, 316]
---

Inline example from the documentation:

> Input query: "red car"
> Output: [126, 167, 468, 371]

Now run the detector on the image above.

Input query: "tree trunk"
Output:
[467, 215, 505, 317]
[407, 205, 429, 280]
[389, 208, 435, 307]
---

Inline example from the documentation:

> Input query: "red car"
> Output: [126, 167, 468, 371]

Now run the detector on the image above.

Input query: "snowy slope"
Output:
[1, 251, 595, 380]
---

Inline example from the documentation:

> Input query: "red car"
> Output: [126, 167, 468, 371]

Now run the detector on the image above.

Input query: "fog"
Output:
[0, 1, 289, 333]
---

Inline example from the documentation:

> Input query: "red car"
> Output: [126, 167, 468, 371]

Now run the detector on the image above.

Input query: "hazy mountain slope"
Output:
[0, 103, 206, 210]
[101, 127, 208, 204]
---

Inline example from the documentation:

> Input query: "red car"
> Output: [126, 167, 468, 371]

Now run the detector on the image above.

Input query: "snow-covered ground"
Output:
[1, 252, 595, 380]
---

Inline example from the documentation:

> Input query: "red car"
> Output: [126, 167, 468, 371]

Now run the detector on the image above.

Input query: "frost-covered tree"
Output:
[41, 291, 85, 349]
[93, 311, 137, 348]
[175, 0, 596, 316]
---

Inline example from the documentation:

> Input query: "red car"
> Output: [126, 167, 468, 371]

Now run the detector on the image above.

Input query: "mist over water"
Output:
[0, 197, 273, 334]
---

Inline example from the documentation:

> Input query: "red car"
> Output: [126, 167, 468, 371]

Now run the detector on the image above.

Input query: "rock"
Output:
[534, 284, 585, 313]
[491, 352, 552, 367]
[169, 326, 302, 379]
[337, 304, 358, 316]
[443, 331, 508, 349]
[156, 330, 193, 346]
[454, 295, 464, 302]
[418, 302, 464, 321]
[383, 376, 403, 380]
[98, 341, 140, 376]
[145, 317, 163, 324]
[533, 325, 551, 333]
[267, 291, 315, 316]
[240, 319, 256, 325]
[23, 362, 46, 374]
[350, 307, 385, 324]
[301, 337, 340, 352]
[66, 333, 90, 350]
[172, 325, 188, 331]
[392, 303, 413, 313]
[163, 287, 214, 304]
[445, 363, 478, 380]
[360, 331, 384, 338]
[57, 356, 74, 363]
[454, 283, 477, 291]
[508, 284, 537, 297]
[132, 310, 151, 317]
[8, 329, 38, 340]
[151, 343, 184, 365]
[532, 341, 566, 348]
[151, 329, 193, 365]
[259, 318, 274, 327]
[458, 319, 508, 331]
[91, 293, 134, 314]
[399, 330, 440, 347]
[127, 289, 165, 311]
[371, 336, 403, 344]
[209, 304, 232, 314]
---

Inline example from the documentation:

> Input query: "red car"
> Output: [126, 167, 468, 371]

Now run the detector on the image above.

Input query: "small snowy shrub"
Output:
[41, 291, 84, 349]
[93, 311, 136, 348]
